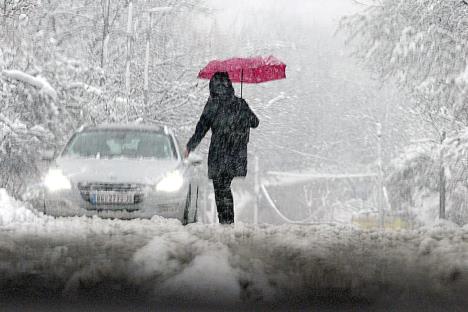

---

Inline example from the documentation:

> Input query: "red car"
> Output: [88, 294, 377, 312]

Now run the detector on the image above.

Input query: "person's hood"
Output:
[209, 71, 235, 99]
[54, 156, 181, 185]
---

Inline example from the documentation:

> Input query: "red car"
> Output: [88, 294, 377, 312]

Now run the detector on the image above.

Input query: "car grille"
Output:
[78, 182, 145, 204]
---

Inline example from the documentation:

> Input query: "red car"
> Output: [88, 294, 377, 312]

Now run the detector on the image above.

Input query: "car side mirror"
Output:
[41, 149, 55, 161]
[184, 153, 203, 166]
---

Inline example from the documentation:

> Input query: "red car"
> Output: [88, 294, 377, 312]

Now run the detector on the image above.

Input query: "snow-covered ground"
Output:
[1, 188, 468, 311]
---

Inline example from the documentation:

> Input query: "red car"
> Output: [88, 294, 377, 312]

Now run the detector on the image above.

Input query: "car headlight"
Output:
[156, 170, 184, 192]
[44, 169, 71, 192]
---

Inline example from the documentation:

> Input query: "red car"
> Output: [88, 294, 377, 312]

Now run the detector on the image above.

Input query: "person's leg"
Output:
[212, 175, 234, 224]
[212, 177, 225, 223]
[222, 175, 234, 224]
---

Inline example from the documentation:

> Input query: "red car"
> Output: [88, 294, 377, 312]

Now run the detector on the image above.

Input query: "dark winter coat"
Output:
[187, 75, 259, 179]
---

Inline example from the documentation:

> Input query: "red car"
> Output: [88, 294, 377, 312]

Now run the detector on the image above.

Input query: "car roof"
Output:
[81, 123, 171, 134]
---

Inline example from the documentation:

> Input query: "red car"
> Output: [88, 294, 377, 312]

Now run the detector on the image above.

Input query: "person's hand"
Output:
[183, 148, 190, 159]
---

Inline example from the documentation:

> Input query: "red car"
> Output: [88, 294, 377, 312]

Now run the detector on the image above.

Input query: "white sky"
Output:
[205, 0, 360, 31]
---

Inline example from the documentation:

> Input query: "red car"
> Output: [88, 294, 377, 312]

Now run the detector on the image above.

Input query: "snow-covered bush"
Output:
[442, 128, 468, 224]
[386, 129, 468, 226]
[385, 142, 439, 226]
[0, 114, 54, 195]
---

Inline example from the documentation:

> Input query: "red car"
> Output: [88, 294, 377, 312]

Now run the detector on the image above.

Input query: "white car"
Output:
[40, 124, 202, 224]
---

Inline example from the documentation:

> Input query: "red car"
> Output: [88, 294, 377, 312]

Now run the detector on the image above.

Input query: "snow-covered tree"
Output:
[385, 128, 468, 226]
[0, 0, 209, 196]
[1, 2, 81, 194]
[340, 0, 468, 136]
[341, 0, 468, 224]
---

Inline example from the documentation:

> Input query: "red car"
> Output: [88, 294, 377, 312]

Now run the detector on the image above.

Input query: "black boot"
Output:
[224, 200, 234, 224]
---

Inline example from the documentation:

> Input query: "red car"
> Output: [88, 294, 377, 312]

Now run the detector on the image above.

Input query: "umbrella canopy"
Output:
[198, 56, 286, 97]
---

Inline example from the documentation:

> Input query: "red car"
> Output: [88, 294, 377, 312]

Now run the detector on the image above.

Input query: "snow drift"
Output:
[1, 189, 468, 309]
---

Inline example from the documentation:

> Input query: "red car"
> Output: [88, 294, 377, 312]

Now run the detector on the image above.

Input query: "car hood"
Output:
[55, 157, 181, 185]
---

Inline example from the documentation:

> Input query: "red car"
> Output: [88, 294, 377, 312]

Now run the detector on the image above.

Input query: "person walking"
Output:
[185, 72, 259, 224]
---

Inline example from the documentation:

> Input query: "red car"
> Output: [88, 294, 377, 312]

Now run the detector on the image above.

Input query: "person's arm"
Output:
[241, 99, 259, 128]
[186, 98, 216, 155]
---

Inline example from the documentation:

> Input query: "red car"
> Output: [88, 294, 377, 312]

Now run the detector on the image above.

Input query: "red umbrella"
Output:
[198, 55, 286, 98]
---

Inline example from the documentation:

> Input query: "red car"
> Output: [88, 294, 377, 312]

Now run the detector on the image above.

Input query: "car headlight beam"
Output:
[44, 169, 71, 192]
[156, 170, 184, 192]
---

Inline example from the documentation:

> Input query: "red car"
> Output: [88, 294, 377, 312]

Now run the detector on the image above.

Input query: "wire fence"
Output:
[198, 153, 468, 227]
[199, 168, 384, 226]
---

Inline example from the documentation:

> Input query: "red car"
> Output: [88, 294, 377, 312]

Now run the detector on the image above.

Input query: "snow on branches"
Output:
[2, 69, 58, 101]
[340, 0, 468, 131]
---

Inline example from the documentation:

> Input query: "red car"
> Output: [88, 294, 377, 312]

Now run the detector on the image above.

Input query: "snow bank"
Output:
[0, 188, 40, 225]
[133, 230, 241, 303]
[1, 191, 468, 308]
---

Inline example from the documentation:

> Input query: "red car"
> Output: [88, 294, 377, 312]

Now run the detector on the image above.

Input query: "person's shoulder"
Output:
[205, 96, 217, 108]
[203, 96, 218, 114]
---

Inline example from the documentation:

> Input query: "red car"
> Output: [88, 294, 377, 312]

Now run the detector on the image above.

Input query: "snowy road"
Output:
[1, 189, 468, 311]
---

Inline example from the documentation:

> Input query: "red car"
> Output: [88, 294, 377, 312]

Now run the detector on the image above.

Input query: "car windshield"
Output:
[62, 129, 176, 159]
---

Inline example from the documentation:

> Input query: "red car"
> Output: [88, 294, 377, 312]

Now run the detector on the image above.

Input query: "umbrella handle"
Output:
[241, 69, 243, 99]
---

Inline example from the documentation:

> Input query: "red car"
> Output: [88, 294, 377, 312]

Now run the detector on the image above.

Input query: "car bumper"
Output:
[43, 185, 189, 220]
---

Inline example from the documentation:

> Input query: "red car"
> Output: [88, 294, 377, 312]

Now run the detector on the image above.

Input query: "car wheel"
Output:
[182, 185, 191, 225]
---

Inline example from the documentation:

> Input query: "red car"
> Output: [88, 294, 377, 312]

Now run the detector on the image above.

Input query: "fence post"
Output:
[210, 191, 216, 224]
[203, 182, 210, 223]
[376, 122, 384, 229]
[253, 155, 259, 224]
[439, 131, 446, 219]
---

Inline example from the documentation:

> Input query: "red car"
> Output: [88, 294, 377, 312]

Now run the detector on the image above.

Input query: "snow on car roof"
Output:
[83, 123, 169, 133]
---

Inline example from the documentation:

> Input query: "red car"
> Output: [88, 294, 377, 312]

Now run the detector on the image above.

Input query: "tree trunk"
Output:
[3, 0, 7, 27]
[144, 12, 151, 105]
[125, 1, 133, 107]
[100, 0, 110, 71]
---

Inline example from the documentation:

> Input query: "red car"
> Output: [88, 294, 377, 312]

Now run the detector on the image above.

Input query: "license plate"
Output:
[90, 192, 134, 205]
